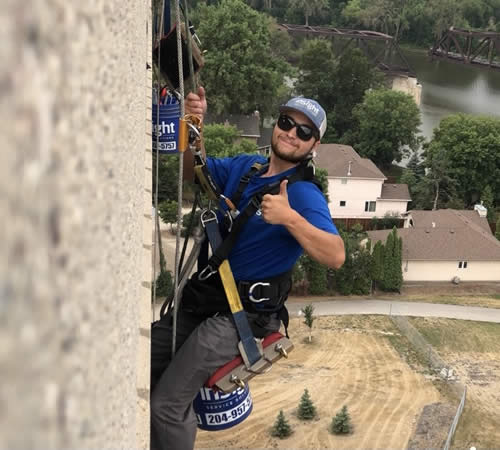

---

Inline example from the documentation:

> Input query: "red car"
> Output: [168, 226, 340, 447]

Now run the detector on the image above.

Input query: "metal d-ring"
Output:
[200, 209, 217, 227]
[198, 264, 217, 281]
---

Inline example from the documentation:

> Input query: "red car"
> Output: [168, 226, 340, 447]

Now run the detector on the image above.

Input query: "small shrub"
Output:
[154, 270, 173, 297]
[158, 200, 178, 231]
[301, 304, 315, 343]
[271, 410, 292, 438]
[181, 210, 202, 237]
[330, 405, 352, 434]
[297, 389, 316, 420]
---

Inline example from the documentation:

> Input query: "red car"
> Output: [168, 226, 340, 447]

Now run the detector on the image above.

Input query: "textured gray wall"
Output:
[0, 1, 152, 449]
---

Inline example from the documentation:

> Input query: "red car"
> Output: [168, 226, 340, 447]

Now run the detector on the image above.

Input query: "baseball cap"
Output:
[279, 97, 327, 139]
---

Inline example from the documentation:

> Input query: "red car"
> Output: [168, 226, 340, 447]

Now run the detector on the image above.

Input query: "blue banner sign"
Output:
[152, 103, 181, 154]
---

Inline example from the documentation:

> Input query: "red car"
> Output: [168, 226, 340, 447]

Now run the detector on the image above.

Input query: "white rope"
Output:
[172, 0, 186, 358]
[152, 0, 166, 324]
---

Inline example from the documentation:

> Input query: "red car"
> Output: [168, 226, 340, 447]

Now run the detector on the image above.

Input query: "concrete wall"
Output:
[0, 1, 152, 449]
[392, 75, 422, 106]
[403, 260, 500, 282]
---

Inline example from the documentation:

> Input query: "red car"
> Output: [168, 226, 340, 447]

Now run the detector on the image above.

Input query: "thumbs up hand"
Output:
[261, 180, 293, 225]
[185, 86, 207, 116]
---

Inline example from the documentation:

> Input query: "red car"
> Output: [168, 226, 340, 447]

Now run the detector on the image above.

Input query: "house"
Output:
[367, 209, 500, 282]
[256, 127, 273, 155]
[205, 112, 261, 144]
[314, 144, 411, 224]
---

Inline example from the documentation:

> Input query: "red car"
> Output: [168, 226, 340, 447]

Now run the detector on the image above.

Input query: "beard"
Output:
[271, 136, 311, 164]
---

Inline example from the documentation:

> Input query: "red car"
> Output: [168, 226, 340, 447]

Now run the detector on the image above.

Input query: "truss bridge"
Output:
[279, 24, 414, 77]
[430, 28, 500, 71]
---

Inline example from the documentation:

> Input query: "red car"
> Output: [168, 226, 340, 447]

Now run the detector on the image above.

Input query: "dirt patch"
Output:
[195, 316, 442, 449]
[407, 402, 456, 450]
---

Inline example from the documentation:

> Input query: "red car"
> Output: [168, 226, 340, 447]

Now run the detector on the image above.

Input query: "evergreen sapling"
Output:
[271, 410, 292, 438]
[330, 405, 352, 434]
[297, 389, 317, 420]
[301, 304, 315, 343]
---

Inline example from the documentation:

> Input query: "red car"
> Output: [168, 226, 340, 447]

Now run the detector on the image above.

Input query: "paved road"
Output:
[287, 299, 500, 324]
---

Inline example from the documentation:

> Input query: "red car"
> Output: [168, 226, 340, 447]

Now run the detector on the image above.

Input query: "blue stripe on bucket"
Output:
[194, 385, 253, 431]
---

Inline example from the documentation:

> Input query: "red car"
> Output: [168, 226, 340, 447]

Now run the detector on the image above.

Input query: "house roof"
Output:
[367, 210, 500, 261]
[407, 209, 491, 233]
[380, 184, 411, 201]
[205, 113, 260, 138]
[314, 144, 386, 179]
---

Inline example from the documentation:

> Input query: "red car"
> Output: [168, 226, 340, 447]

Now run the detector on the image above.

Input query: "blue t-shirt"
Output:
[206, 154, 338, 280]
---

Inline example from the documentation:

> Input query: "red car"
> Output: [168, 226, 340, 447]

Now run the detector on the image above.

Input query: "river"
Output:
[402, 49, 500, 141]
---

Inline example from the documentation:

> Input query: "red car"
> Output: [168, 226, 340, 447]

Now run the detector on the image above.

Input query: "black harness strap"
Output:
[204, 160, 320, 273]
[229, 162, 267, 212]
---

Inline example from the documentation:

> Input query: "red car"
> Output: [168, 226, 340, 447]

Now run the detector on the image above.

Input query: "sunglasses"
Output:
[276, 114, 319, 142]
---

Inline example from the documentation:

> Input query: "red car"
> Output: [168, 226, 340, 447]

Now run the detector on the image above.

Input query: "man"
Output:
[150, 87, 345, 450]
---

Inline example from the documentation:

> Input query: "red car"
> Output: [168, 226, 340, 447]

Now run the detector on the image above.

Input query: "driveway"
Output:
[287, 299, 500, 323]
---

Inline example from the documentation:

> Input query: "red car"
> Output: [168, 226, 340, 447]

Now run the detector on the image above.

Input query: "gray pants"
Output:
[150, 310, 280, 450]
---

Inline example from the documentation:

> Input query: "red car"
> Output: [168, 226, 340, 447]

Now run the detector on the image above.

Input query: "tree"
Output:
[426, 0, 466, 39]
[407, 150, 425, 179]
[158, 200, 178, 232]
[370, 212, 401, 230]
[332, 48, 384, 139]
[203, 123, 258, 157]
[349, 89, 423, 169]
[370, 240, 384, 291]
[330, 226, 373, 295]
[194, 0, 291, 116]
[342, 0, 412, 44]
[290, 0, 328, 26]
[407, 146, 462, 210]
[314, 167, 330, 202]
[271, 410, 292, 438]
[481, 185, 495, 222]
[351, 241, 372, 295]
[401, 151, 433, 210]
[424, 114, 500, 208]
[295, 45, 383, 142]
[381, 227, 403, 292]
[154, 270, 173, 298]
[302, 255, 328, 295]
[153, 154, 180, 205]
[295, 38, 337, 114]
[496, 216, 500, 240]
[297, 389, 317, 419]
[330, 405, 352, 434]
[301, 304, 315, 343]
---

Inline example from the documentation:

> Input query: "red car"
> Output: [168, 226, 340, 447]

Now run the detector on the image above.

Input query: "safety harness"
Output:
[192, 159, 320, 330]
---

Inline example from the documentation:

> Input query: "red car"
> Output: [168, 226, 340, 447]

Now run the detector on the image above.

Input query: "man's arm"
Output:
[183, 87, 207, 182]
[261, 180, 345, 269]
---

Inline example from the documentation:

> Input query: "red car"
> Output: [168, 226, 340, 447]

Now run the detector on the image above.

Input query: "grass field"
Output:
[410, 318, 500, 449]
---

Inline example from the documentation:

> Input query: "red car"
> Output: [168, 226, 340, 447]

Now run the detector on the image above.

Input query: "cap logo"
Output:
[294, 98, 320, 116]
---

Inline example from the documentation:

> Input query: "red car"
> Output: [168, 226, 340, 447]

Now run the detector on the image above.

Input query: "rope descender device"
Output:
[178, 113, 202, 154]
